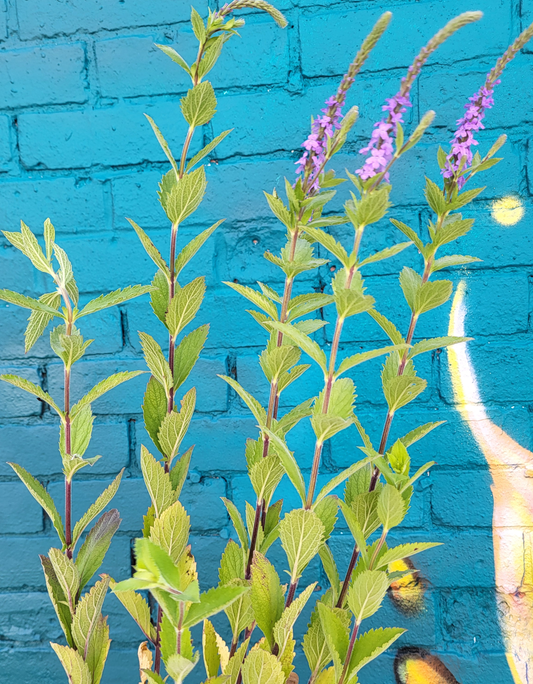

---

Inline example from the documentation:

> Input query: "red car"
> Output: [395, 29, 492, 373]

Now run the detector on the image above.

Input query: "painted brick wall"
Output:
[0, 0, 531, 683]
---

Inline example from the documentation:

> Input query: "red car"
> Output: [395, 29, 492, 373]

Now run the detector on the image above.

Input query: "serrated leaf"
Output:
[367, 309, 404, 345]
[270, 322, 327, 372]
[433, 216, 474, 247]
[219, 539, 244, 585]
[72, 470, 123, 548]
[400, 420, 445, 447]
[140, 445, 174, 517]
[273, 582, 316, 655]
[109, 579, 155, 642]
[85, 613, 109, 684]
[349, 627, 405, 673]
[348, 569, 389, 622]
[287, 293, 334, 322]
[250, 551, 284, 649]
[156, 43, 190, 72]
[313, 456, 374, 507]
[416, 279, 453, 314]
[162, 166, 207, 224]
[173, 324, 208, 390]
[225, 281, 278, 320]
[319, 544, 340, 599]
[241, 649, 285, 684]
[145, 114, 178, 177]
[383, 373, 426, 413]
[169, 446, 192, 498]
[139, 332, 173, 394]
[184, 584, 250, 629]
[73, 371, 145, 415]
[448, 186, 485, 211]
[143, 376, 168, 454]
[280, 509, 325, 582]
[219, 375, 266, 425]
[25, 291, 61, 352]
[431, 254, 481, 272]
[128, 218, 170, 276]
[221, 498, 248, 550]
[250, 453, 285, 505]
[41, 554, 73, 646]
[49, 547, 80, 613]
[150, 499, 190, 563]
[304, 226, 349, 266]
[181, 81, 217, 127]
[203, 619, 222, 679]
[359, 241, 413, 267]
[175, 220, 222, 277]
[158, 388, 195, 461]
[375, 542, 441, 570]
[166, 276, 206, 338]
[72, 576, 109, 659]
[78, 284, 152, 318]
[332, 268, 375, 319]
[424, 177, 446, 215]
[51, 643, 92, 684]
[316, 603, 350, 676]
[76, 509, 121, 590]
[1, 374, 63, 416]
[187, 131, 232, 172]
[263, 429, 306, 506]
[390, 218, 424, 252]
[377, 484, 406, 530]
[0, 288, 60, 315]
[336, 345, 405, 378]
[408, 335, 470, 359]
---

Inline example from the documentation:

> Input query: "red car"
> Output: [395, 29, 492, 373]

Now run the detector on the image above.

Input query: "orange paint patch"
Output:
[389, 559, 426, 615]
[395, 648, 460, 684]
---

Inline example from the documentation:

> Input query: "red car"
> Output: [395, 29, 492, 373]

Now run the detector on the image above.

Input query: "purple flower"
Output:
[295, 96, 344, 193]
[355, 93, 412, 181]
[442, 82, 499, 188]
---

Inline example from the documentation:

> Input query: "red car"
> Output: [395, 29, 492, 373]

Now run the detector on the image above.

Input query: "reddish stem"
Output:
[64, 366, 72, 558]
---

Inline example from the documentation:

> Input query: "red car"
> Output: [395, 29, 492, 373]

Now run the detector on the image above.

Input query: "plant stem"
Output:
[336, 546, 359, 608]
[245, 502, 262, 580]
[338, 621, 360, 684]
[154, 605, 163, 673]
[64, 365, 72, 558]
[285, 578, 299, 608]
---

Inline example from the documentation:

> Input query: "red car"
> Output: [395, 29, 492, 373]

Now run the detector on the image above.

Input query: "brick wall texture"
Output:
[0, 0, 532, 683]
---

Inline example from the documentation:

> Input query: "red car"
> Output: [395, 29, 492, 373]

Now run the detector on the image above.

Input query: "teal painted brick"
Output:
[0, 421, 129, 478]
[0, 365, 41, 418]
[189, 534, 227, 591]
[18, 101, 199, 170]
[0, 44, 86, 108]
[300, 1, 511, 78]
[0, 592, 62, 645]
[431, 469, 494, 528]
[0, 178, 107, 235]
[16, 0, 208, 40]
[0, 483, 42, 533]
[0, 114, 12, 168]
[96, 19, 289, 98]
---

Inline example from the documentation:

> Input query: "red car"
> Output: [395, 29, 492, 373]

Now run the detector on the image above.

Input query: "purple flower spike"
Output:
[356, 92, 412, 181]
[442, 82, 498, 188]
[295, 96, 344, 192]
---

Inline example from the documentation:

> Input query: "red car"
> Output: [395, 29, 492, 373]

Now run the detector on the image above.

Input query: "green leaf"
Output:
[273, 581, 316, 657]
[158, 388, 195, 461]
[348, 569, 389, 622]
[448, 186, 485, 211]
[85, 614, 109, 684]
[197, 35, 226, 80]
[400, 421, 445, 447]
[280, 509, 325, 582]
[251, 551, 284, 649]
[375, 541, 441, 570]
[314, 496, 338, 540]
[259, 345, 300, 383]
[224, 281, 278, 320]
[162, 166, 207, 224]
[313, 457, 374, 507]
[155, 43, 190, 73]
[54, 243, 79, 304]
[433, 216, 474, 247]
[5, 221, 53, 274]
[150, 499, 190, 564]
[221, 497, 248, 550]
[431, 254, 481, 272]
[408, 335, 470, 359]
[270, 322, 327, 373]
[336, 345, 405, 378]
[145, 114, 178, 177]
[143, 376, 168, 455]
[149, 270, 170, 326]
[24, 291, 61, 352]
[72, 470, 123, 548]
[166, 277, 206, 338]
[128, 218, 170, 276]
[416, 279, 453, 314]
[76, 509, 121, 590]
[359, 242, 412, 267]
[224, 638, 250, 684]
[332, 268, 375, 319]
[186, 132, 232, 172]
[303, 226, 349, 266]
[349, 627, 405, 674]
[184, 585, 250, 629]
[264, 429, 306, 506]
[387, 439, 410, 476]
[1, 373, 63, 416]
[311, 378, 356, 443]
[191, 6, 206, 41]
[109, 579, 155, 642]
[181, 81, 217, 127]
[250, 453, 285, 506]
[399, 266, 421, 312]
[225, 578, 254, 638]
[319, 544, 340, 599]
[9, 462, 65, 544]
[140, 445, 174, 517]
[203, 619, 222, 678]
[424, 177, 446, 215]
[338, 501, 368, 563]
[219, 539, 244, 585]
[49, 547, 80, 613]
[390, 218, 424, 252]
[241, 649, 285, 684]
[383, 372, 426, 413]
[41, 554, 73, 646]
[169, 447, 192, 498]
[352, 491, 381, 538]
[139, 332, 173, 394]
[175, 220, 222, 277]
[346, 186, 391, 227]
[264, 192, 292, 229]
[50, 643, 92, 684]
[367, 309, 404, 345]
[72, 576, 109, 658]
[143, 672, 167, 684]
[73, 371, 145, 415]
[43, 218, 55, 260]
[50, 325, 92, 369]
[377, 484, 406, 530]
[316, 603, 350, 676]
[287, 293, 334, 322]
[219, 375, 266, 425]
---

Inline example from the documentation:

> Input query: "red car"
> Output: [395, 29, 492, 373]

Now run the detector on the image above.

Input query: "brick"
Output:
[300, 1, 510, 77]
[189, 534, 227, 590]
[0, 421, 129, 478]
[0, 44, 86, 108]
[96, 19, 288, 98]
[431, 469, 494, 528]
[0, 482, 42, 533]
[0, 304, 122, 359]
[18, 101, 198, 170]
[0, 365, 41, 418]
[16, 0, 208, 39]
[0, 114, 12, 169]
[0, 178, 107, 235]
[0, 592, 62, 645]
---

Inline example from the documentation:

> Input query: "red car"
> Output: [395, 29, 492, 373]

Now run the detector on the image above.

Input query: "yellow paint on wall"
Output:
[491, 195, 524, 226]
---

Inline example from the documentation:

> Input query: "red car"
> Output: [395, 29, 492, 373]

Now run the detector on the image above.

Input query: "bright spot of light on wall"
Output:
[491, 195, 524, 226]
